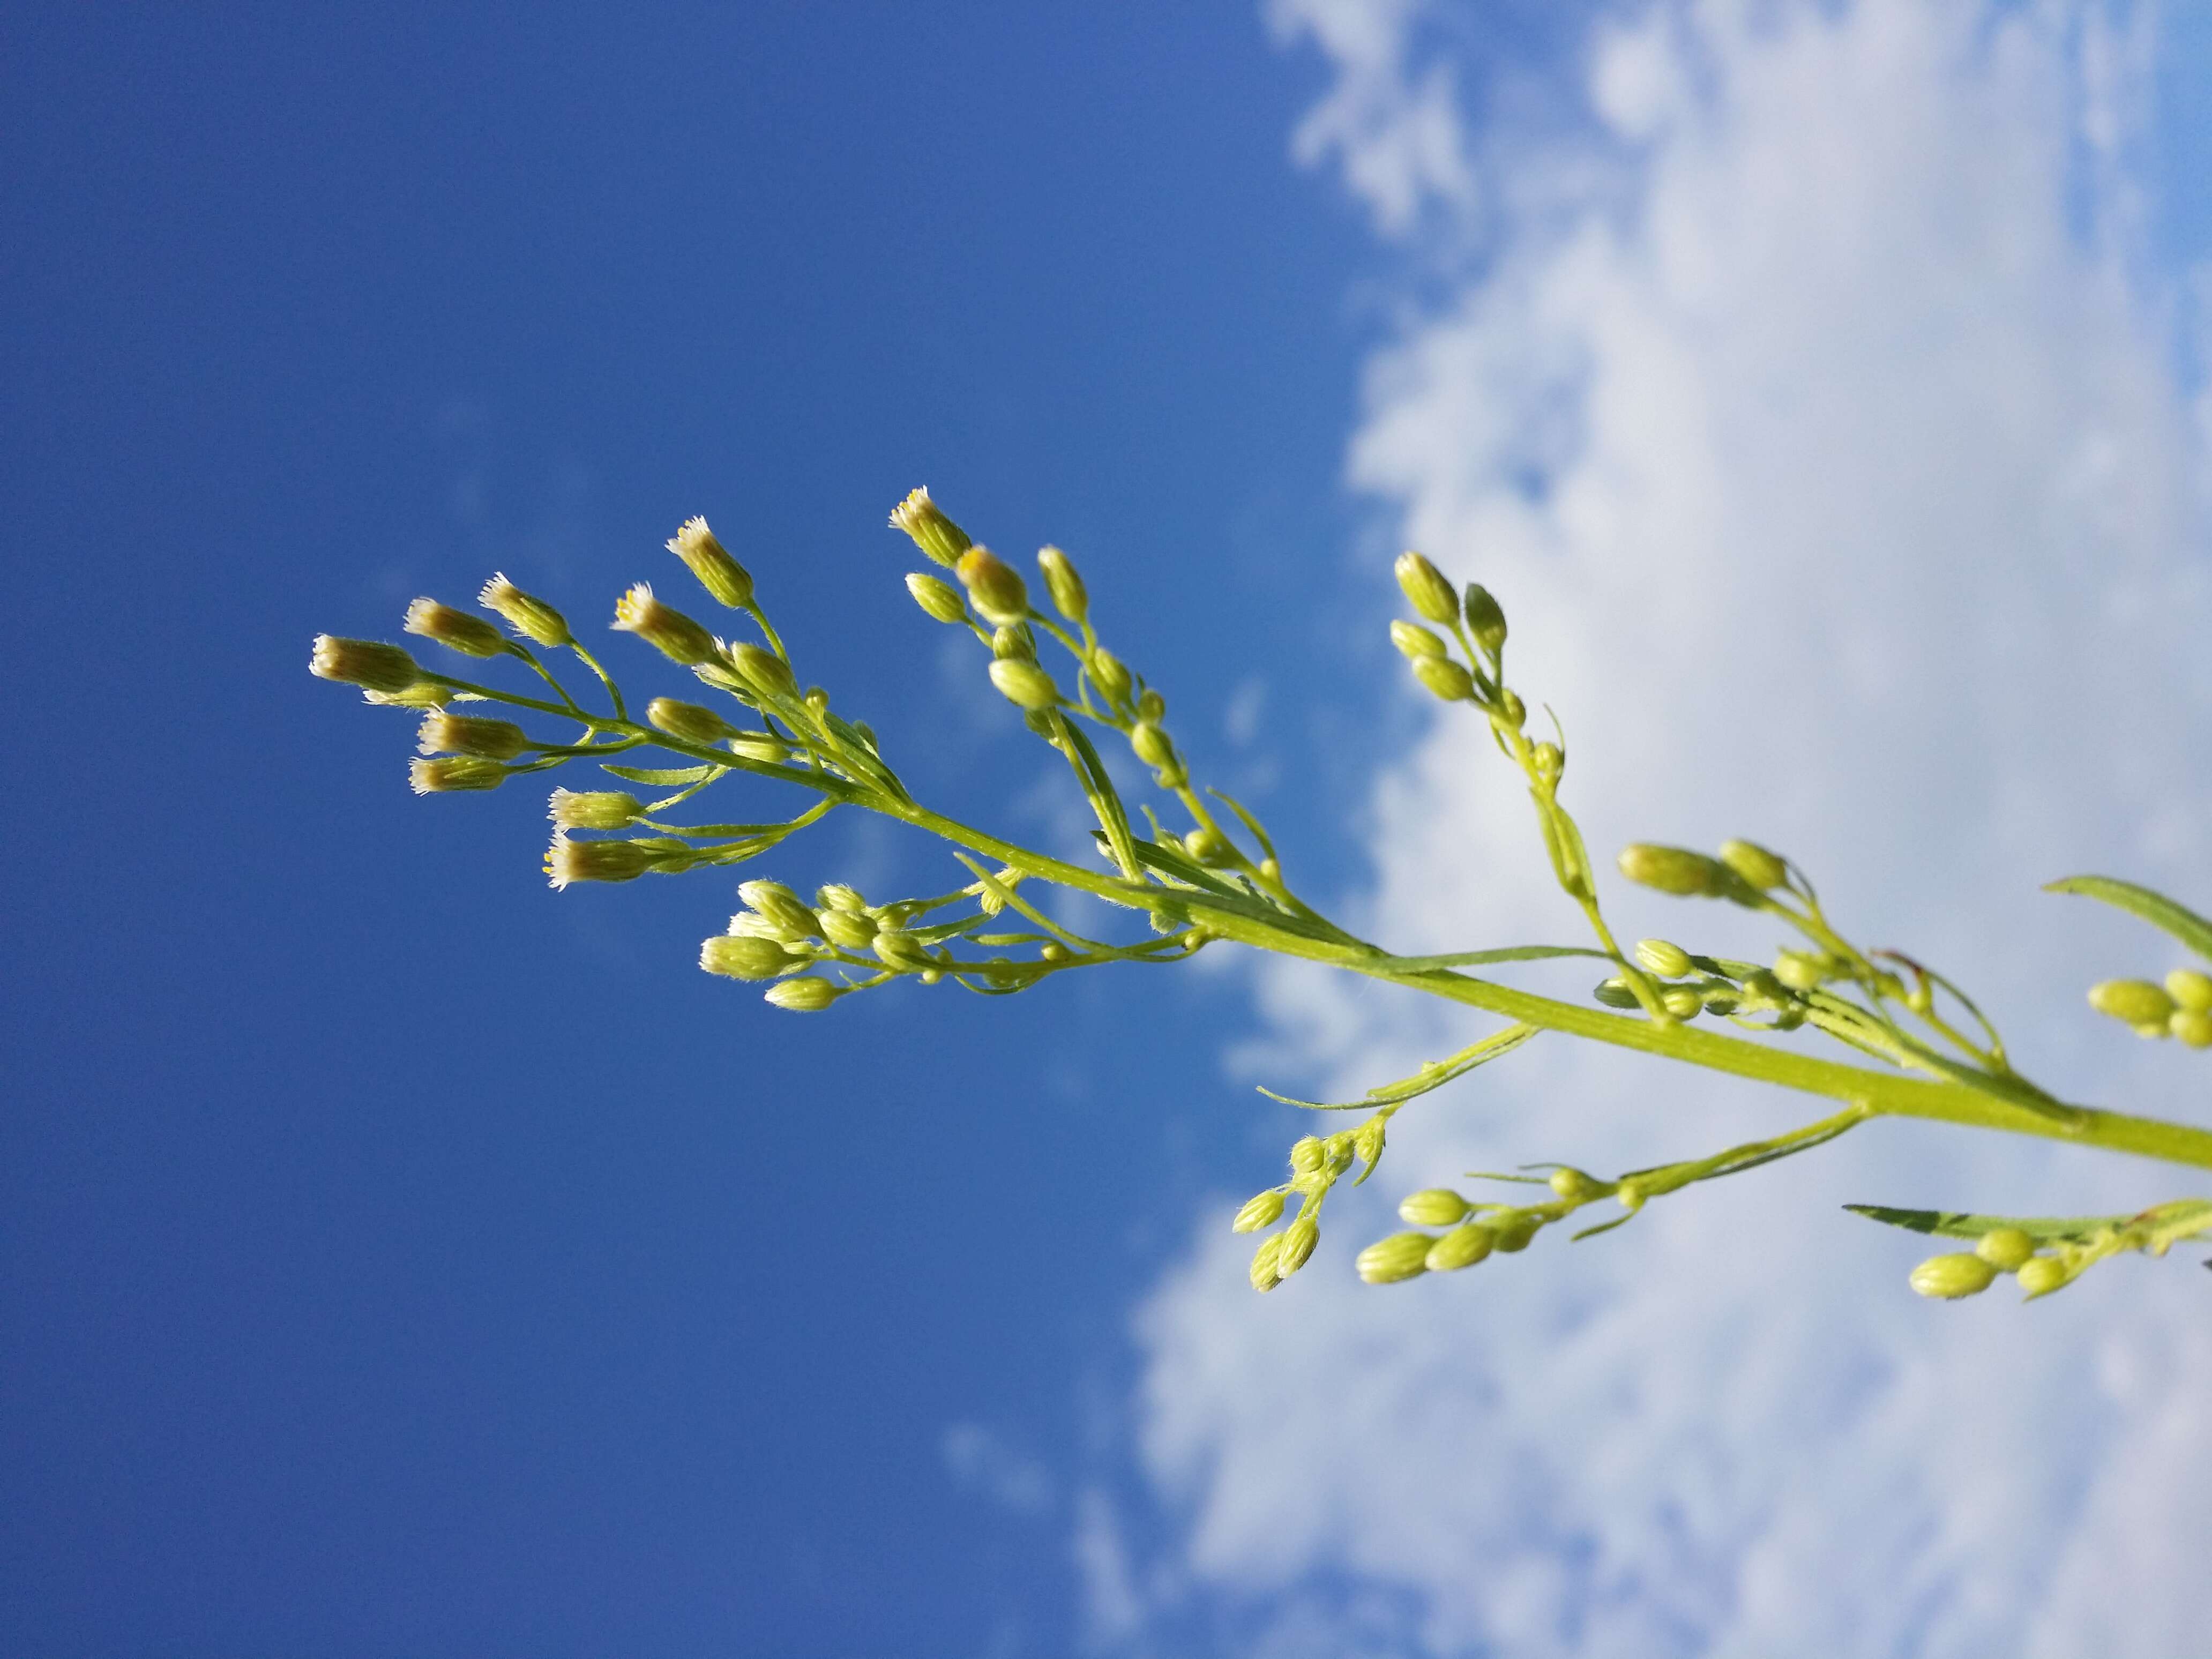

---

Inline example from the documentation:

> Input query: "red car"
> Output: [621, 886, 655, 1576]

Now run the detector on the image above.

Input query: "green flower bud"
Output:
[1324, 1133, 1357, 1171]
[1398, 1189, 1469, 1227]
[476, 573, 572, 647]
[1909, 1252, 1998, 1299]
[738, 880, 819, 939]
[1491, 1213, 1538, 1252]
[729, 732, 790, 765]
[1355, 1231, 1434, 1284]
[727, 642, 799, 701]
[2167, 968, 2212, 1013]
[1497, 689, 1527, 728]
[666, 516, 753, 608]
[1393, 551, 1459, 625]
[1616, 1181, 1646, 1212]
[1089, 649, 1132, 704]
[988, 657, 1060, 710]
[1135, 688, 1167, 722]
[403, 597, 509, 657]
[1130, 722, 1176, 767]
[1289, 1135, 1326, 1176]
[2088, 979, 2176, 1027]
[361, 682, 450, 709]
[1184, 826, 1231, 866]
[1462, 583, 1507, 656]
[1391, 620, 1447, 661]
[416, 711, 529, 760]
[1635, 938, 1694, 978]
[648, 697, 741, 746]
[818, 908, 879, 951]
[1249, 1234, 1285, 1292]
[1275, 1216, 1319, 1279]
[1426, 1223, 1496, 1271]
[1351, 1118, 1386, 1169]
[817, 884, 868, 913]
[888, 486, 973, 567]
[549, 789, 641, 830]
[1411, 655, 1474, 703]
[310, 634, 424, 696]
[1036, 545, 1088, 624]
[1974, 1227, 2037, 1271]
[764, 976, 840, 1012]
[1232, 1191, 1285, 1234]
[612, 582, 719, 666]
[955, 547, 1029, 625]
[699, 933, 796, 980]
[2173, 1009, 2212, 1048]
[871, 929, 937, 972]
[2015, 1254, 2072, 1298]
[544, 833, 653, 888]
[408, 756, 505, 794]
[1593, 977, 1640, 1010]
[1656, 985, 1700, 1020]
[1773, 951, 1826, 993]
[1530, 741, 1564, 784]
[1617, 843, 1728, 897]
[1717, 838, 1789, 892]
[906, 571, 968, 624]
[1548, 1168, 1604, 1202]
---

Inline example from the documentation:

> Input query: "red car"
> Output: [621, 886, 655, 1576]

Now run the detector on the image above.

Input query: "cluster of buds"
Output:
[1907, 1228, 2073, 1301]
[1615, 838, 1787, 905]
[1387, 552, 1519, 729]
[2088, 969, 2212, 1048]
[1236, 1116, 1394, 1292]
[1354, 1168, 1603, 1286]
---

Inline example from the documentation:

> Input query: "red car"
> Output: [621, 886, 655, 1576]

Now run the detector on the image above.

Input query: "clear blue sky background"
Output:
[0, 6, 1408, 1654]
[7, 5, 2212, 1657]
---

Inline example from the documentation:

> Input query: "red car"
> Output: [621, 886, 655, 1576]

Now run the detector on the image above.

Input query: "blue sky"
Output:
[5, 4, 2212, 1656]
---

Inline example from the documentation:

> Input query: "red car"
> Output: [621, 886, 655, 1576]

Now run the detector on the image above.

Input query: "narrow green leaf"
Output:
[1843, 1199, 2212, 1246]
[602, 764, 719, 786]
[1258, 1023, 1540, 1111]
[2045, 875, 2212, 962]
[1372, 945, 1614, 972]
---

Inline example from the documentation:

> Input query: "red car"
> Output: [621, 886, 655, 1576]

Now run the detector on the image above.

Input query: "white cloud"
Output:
[943, 1419, 1056, 1516]
[1105, 1, 2212, 1653]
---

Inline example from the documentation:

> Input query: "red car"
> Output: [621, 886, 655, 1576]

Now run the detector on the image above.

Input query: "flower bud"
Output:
[2164, 968, 2212, 1013]
[738, 880, 820, 939]
[1773, 952, 1826, 993]
[1393, 551, 1458, 625]
[699, 933, 796, 980]
[404, 597, 508, 657]
[1615, 1181, 1646, 1212]
[648, 697, 741, 746]
[1136, 688, 1167, 723]
[955, 547, 1028, 624]
[1089, 649, 1132, 704]
[989, 624, 1035, 662]
[1909, 1252, 1998, 1299]
[1530, 741, 1564, 784]
[727, 642, 799, 701]
[888, 486, 973, 567]
[1129, 722, 1175, 768]
[1391, 620, 1447, 661]
[1249, 1234, 1285, 1292]
[1351, 1118, 1386, 1168]
[1661, 985, 1703, 1020]
[549, 789, 641, 830]
[2172, 1009, 2212, 1048]
[2088, 979, 2176, 1028]
[1593, 977, 1640, 1010]
[362, 683, 450, 709]
[871, 929, 937, 972]
[310, 635, 424, 696]
[764, 976, 840, 1012]
[818, 908, 879, 951]
[1289, 1135, 1326, 1176]
[1617, 843, 1727, 897]
[476, 574, 571, 647]
[612, 582, 719, 666]
[1035, 545, 1088, 624]
[1411, 656, 1474, 702]
[1232, 1191, 1285, 1234]
[729, 733, 789, 766]
[1275, 1216, 1319, 1278]
[1398, 1189, 1469, 1227]
[906, 572, 968, 624]
[416, 711, 529, 760]
[1635, 938, 1694, 978]
[988, 657, 1060, 710]
[545, 833, 653, 887]
[817, 884, 868, 913]
[1426, 1223, 1495, 1272]
[1497, 689, 1527, 728]
[1355, 1231, 1434, 1284]
[409, 756, 505, 794]
[1717, 838, 1789, 892]
[2015, 1254, 2071, 1297]
[1184, 826, 1231, 866]
[1490, 1213, 1538, 1252]
[1548, 1168, 1603, 1202]
[665, 515, 753, 608]
[1462, 583, 1507, 656]
[1974, 1227, 2037, 1271]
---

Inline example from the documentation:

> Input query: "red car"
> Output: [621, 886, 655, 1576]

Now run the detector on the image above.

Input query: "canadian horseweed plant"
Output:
[312, 490, 2212, 1305]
